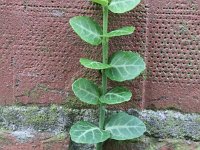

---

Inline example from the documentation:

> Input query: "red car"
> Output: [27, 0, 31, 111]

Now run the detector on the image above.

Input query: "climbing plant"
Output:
[69, 0, 146, 149]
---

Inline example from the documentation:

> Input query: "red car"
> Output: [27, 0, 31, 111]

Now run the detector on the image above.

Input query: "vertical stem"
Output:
[100, 5, 109, 128]
[96, 6, 109, 150]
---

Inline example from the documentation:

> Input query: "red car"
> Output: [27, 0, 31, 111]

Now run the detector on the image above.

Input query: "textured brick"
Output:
[0, 132, 70, 150]
[0, 0, 199, 112]
[144, 0, 200, 112]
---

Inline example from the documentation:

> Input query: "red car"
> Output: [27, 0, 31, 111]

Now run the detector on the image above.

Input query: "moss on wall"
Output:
[104, 137, 200, 150]
[0, 106, 199, 142]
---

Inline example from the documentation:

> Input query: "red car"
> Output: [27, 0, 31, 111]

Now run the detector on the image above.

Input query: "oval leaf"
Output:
[106, 51, 146, 82]
[80, 58, 112, 70]
[105, 112, 146, 140]
[100, 87, 132, 104]
[108, 0, 141, 13]
[72, 78, 100, 105]
[107, 26, 135, 37]
[69, 16, 102, 45]
[70, 121, 110, 144]
[91, 0, 108, 6]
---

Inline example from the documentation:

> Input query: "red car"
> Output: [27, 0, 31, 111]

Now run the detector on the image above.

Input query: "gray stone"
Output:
[0, 105, 199, 142]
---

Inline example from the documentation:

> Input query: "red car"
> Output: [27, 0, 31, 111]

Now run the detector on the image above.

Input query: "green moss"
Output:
[197, 146, 200, 150]
[28, 89, 41, 100]
[0, 105, 64, 131]
[26, 114, 47, 125]
[22, 106, 58, 130]
[23, 84, 51, 100]
[173, 144, 186, 150]
[195, 117, 200, 123]
[0, 134, 6, 142]
[37, 84, 49, 92]
[44, 133, 67, 143]
[0, 106, 199, 142]
[63, 95, 96, 109]
[0, 128, 9, 132]
[0, 132, 13, 145]
[106, 137, 200, 150]
[23, 89, 30, 97]
[50, 104, 58, 113]
[140, 110, 200, 141]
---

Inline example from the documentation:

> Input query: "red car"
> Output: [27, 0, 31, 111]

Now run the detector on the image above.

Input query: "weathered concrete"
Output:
[0, 105, 199, 149]
[104, 137, 200, 150]
[137, 109, 200, 141]
[0, 105, 72, 149]
[0, 106, 199, 141]
[0, 105, 71, 132]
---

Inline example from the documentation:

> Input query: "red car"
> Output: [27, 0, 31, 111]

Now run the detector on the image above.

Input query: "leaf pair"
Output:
[108, 0, 141, 13]
[81, 51, 146, 82]
[69, 16, 134, 45]
[72, 78, 132, 105]
[91, 0, 141, 13]
[91, 0, 108, 6]
[70, 112, 146, 144]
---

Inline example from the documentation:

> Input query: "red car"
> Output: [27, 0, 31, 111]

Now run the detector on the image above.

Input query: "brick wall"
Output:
[0, 0, 199, 112]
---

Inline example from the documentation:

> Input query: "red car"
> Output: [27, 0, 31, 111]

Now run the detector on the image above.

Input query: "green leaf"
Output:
[107, 26, 135, 37]
[105, 112, 146, 140]
[100, 87, 132, 104]
[72, 78, 100, 105]
[91, 0, 108, 6]
[80, 58, 112, 70]
[70, 121, 110, 144]
[108, 0, 141, 13]
[105, 51, 146, 82]
[69, 16, 102, 45]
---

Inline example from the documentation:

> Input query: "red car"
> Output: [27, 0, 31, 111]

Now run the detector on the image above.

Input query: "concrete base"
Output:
[0, 105, 199, 150]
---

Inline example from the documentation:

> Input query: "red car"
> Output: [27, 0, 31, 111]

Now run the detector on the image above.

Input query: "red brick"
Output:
[0, 132, 70, 150]
[0, 0, 199, 112]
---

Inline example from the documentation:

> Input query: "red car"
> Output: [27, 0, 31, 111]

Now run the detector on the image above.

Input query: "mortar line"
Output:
[141, 0, 150, 109]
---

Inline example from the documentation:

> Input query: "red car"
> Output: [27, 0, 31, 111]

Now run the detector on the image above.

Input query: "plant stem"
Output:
[100, 5, 109, 128]
[96, 6, 109, 150]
